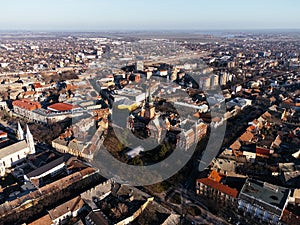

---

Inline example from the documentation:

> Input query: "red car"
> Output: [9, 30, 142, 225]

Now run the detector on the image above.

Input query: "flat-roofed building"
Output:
[116, 87, 145, 103]
[174, 101, 209, 113]
[238, 179, 290, 224]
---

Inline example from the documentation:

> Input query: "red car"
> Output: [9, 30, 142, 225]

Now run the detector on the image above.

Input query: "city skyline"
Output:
[0, 8, 300, 224]
[0, 0, 300, 31]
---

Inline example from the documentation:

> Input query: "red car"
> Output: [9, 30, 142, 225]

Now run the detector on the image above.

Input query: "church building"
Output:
[0, 122, 35, 176]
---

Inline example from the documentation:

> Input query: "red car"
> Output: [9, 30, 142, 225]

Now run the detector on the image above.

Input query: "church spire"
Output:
[25, 124, 35, 154]
[17, 122, 24, 141]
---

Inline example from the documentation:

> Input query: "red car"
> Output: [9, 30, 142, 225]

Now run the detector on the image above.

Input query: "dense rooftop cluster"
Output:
[0, 31, 299, 225]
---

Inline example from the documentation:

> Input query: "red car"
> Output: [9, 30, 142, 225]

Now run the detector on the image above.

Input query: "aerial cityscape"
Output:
[0, 1, 300, 225]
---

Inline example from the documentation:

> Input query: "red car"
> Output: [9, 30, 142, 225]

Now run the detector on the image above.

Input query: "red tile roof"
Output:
[48, 103, 79, 112]
[230, 140, 241, 150]
[33, 82, 43, 88]
[262, 111, 272, 119]
[12, 99, 41, 111]
[48, 196, 84, 220]
[23, 91, 36, 96]
[0, 130, 7, 138]
[0, 167, 95, 216]
[28, 214, 52, 225]
[66, 84, 78, 91]
[256, 147, 271, 156]
[247, 125, 256, 132]
[197, 178, 238, 198]
[208, 170, 223, 183]
[281, 209, 300, 225]
[282, 98, 295, 106]
[239, 131, 254, 142]
[212, 117, 221, 122]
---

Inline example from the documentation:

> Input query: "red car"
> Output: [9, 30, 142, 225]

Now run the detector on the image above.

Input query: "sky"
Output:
[0, 0, 299, 31]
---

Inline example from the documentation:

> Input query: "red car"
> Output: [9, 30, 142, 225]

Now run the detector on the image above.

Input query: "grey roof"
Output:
[282, 171, 300, 185]
[52, 137, 68, 145]
[115, 97, 136, 106]
[53, 138, 85, 152]
[279, 163, 295, 172]
[86, 210, 110, 225]
[26, 156, 65, 178]
[21, 181, 37, 192]
[68, 140, 84, 151]
[239, 179, 290, 216]
[0, 140, 28, 159]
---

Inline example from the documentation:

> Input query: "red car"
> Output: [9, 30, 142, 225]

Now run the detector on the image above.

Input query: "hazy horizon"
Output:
[0, 0, 299, 31]
[0, 28, 300, 34]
